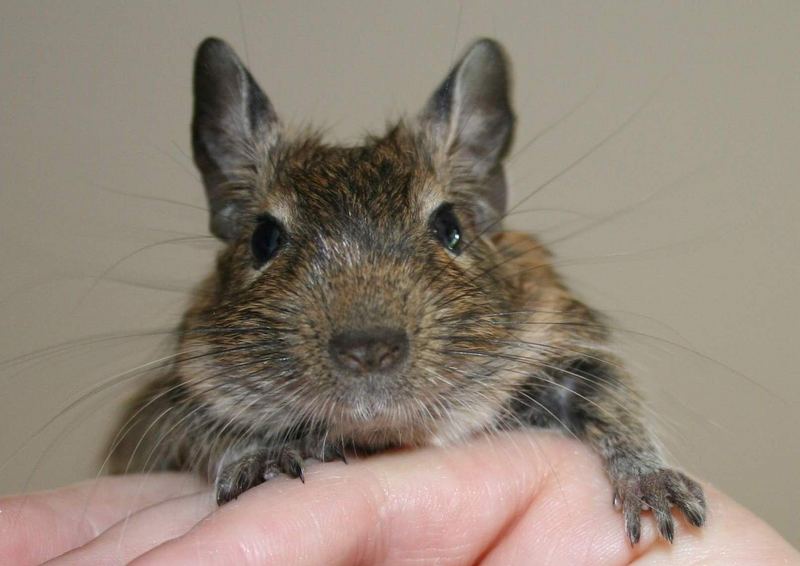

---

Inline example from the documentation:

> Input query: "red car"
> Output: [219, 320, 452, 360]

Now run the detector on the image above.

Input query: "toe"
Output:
[653, 506, 675, 542]
[623, 492, 642, 545]
[278, 448, 305, 481]
[667, 473, 706, 527]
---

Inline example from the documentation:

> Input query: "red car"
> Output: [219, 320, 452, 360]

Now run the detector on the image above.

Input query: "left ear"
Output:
[419, 38, 515, 215]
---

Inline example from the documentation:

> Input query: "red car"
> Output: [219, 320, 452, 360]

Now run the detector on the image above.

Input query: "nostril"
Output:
[338, 348, 369, 373]
[329, 327, 409, 374]
[377, 344, 401, 371]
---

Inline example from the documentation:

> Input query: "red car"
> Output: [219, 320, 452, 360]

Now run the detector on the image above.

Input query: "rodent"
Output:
[110, 36, 706, 545]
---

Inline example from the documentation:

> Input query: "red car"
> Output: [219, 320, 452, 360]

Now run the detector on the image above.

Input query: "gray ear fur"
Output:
[192, 37, 279, 241]
[420, 38, 515, 217]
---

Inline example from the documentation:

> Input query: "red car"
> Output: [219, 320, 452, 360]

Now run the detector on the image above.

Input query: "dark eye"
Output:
[250, 215, 286, 266]
[430, 203, 462, 253]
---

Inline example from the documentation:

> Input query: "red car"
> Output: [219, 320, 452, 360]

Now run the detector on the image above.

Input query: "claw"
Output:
[614, 467, 706, 544]
[654, 509, 675, 543]
[623, 495, 642, 545]
[280, 448, 305, 481]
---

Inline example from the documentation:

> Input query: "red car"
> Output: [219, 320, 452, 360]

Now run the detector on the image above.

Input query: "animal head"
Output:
[177, 38, 579, 448]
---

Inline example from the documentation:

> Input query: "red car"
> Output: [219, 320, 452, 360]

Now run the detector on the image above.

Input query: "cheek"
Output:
[416, 264, 511, 334]
[411, 258, 520, 388]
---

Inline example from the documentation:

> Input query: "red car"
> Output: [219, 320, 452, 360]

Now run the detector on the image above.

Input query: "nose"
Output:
[329, 327, 409, 374]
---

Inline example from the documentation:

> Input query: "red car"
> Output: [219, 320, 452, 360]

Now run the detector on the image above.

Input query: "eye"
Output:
[430, 203, 462, 254]
[250, 215, 286, 266]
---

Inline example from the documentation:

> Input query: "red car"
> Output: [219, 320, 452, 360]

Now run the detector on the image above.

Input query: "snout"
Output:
[328, 327, 409, 375]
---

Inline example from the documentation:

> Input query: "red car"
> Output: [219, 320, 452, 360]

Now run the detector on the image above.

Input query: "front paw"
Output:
[614, 468, 706, 544]
[214, 439, 348, 505]
[215, 446, 306, 505]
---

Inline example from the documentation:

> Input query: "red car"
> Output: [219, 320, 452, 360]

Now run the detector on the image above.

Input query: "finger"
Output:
[0, 472, 205, 565]
[479, 441, 643, 565]
[46, 491, 214, 566]
[633, 485, 800, 565]
[130, 432, 644, 566]
[484, 467, 799, 566]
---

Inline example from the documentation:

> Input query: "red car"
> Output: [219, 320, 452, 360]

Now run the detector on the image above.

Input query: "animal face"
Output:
[175, 38, 562, 449]
[180, 127, 530, 448]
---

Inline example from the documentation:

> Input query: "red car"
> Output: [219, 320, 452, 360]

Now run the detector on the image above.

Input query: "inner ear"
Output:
[421, 39, 514, 177]
[192, 37, 280, 241]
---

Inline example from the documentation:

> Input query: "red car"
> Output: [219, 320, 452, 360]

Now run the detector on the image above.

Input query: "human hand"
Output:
[2, 432, 797, 565]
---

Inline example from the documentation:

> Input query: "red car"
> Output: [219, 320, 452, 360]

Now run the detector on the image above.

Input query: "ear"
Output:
[192, 37, 279, 241]
[420, 38, 515, 216]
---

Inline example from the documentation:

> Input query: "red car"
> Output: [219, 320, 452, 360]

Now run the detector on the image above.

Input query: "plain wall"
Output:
[1, 0, 798, 546]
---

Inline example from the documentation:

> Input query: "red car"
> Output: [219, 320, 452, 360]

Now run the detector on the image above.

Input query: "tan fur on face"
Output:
[112, 125, 605, 472]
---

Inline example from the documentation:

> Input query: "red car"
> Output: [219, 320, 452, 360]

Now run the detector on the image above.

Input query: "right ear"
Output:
[192, 37, 279, 241]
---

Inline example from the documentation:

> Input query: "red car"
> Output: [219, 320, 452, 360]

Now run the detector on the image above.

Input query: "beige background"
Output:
[1, 0, 798, 547]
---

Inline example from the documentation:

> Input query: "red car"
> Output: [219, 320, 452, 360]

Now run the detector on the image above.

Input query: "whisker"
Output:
[76, 235, 217, 306]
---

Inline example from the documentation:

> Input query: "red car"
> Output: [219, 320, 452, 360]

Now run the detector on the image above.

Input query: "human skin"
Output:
[1, 432, 797, 565]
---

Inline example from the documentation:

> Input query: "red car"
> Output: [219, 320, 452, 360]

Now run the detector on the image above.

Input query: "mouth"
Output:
[335, 394, 408, 425]
[326, 388, 436, 445]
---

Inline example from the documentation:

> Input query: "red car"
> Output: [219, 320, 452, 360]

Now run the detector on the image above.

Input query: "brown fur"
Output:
[110, 38, 705, 545]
